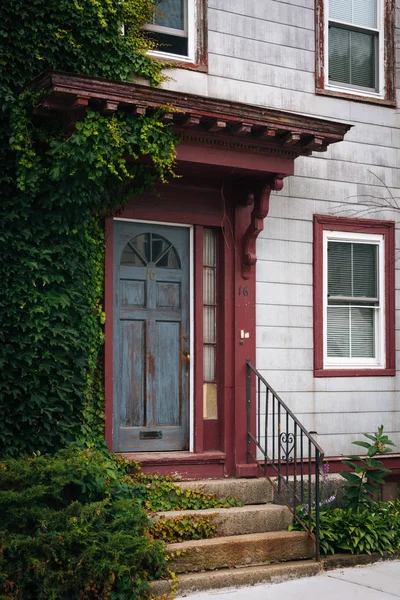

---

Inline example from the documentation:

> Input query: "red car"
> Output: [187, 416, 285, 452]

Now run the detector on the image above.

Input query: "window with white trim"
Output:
[327, 0, 383, 94]
[323, 230, 385, 368]
[315, 0, 396, 103]
[145, 0, 194, 60]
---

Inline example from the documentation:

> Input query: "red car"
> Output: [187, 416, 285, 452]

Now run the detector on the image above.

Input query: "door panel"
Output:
[155, 320, 180, 425]
[119, 321, 145, 426]
[114, 221, 190, 452]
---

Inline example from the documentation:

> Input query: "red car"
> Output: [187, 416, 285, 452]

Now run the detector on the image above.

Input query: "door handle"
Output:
[182, 349, 190, 362]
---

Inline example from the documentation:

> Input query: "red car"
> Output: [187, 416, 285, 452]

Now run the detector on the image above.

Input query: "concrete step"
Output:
[176, 478, 274, 505]
[152, 503, 292, 537]
[166, 530, 315, 573]
[152, 560, 321, 597]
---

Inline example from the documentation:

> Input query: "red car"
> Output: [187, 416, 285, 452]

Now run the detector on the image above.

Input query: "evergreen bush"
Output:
[0, 446, 167, 599]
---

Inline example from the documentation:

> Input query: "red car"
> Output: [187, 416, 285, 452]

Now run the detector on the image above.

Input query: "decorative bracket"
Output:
[242, 174, 285, 279]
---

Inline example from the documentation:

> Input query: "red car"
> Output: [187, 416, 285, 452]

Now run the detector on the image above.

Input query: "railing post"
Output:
[246, 360, 251, 463]
[315, 449, 321, 562]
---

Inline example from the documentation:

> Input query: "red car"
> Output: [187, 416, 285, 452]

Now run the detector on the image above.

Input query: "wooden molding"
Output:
[31, 71, 352, 158]
[242, 175, 285, 279]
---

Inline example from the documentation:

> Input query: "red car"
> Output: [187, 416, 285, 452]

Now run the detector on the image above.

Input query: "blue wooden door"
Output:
[114, 221, 190, 451]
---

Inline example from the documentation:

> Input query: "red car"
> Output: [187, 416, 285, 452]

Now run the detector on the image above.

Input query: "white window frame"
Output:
[323, 230, 386, 369]
[324, 0, 385, 98]
[145, 0, 195, 62]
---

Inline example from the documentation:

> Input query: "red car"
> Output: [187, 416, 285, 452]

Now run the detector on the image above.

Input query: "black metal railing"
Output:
[246, 359, 324, 561]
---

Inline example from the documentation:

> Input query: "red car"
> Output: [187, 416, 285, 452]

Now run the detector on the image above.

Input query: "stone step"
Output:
[152, 503, 292, 537]
[176, 478, 274, 505]
[166, 530, 315, 574]
[152, 560, 321, 597]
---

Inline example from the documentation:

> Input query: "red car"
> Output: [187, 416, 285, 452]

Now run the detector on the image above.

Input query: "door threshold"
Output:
[120, 450, 226, 466]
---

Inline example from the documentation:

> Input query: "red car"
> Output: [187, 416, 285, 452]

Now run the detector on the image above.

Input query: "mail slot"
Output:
[139, 431, 163, 440]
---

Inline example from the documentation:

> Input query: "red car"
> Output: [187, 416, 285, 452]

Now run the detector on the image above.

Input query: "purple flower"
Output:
[321, 461, 330, 484]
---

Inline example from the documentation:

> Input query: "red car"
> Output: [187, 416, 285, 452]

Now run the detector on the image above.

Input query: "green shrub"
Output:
[0, 446, 167, 600]
[290, 503, 400, 557]
[340, 425, 396, 509]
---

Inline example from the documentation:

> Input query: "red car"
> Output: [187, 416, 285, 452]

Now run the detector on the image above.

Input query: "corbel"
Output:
[132, 103, 147, 116]
[71, 95, 90, 109]
[101, 101, 119, 115]
[242, 174, 285, 279]
[181, 114, 202, 128]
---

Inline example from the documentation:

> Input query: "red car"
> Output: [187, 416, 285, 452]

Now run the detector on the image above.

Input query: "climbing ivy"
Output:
[0, 0, 177, 456]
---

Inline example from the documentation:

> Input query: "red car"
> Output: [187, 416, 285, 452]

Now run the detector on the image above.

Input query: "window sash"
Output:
[325, 0, 384, 96]
[323, 231, 385, 368]
[328, 26, 378, 90]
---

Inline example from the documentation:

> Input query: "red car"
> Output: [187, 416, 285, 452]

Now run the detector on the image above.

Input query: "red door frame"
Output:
[104, 167, 292, 477]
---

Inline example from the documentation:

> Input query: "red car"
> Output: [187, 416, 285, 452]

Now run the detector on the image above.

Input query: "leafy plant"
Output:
[151, 515, 217, 543]
[290, 504, 400, 557]
[134, 473, 244, 512]
[0, 446, 168, 600]
[340, 425, 395, 510]
[0, 0, 178, 456]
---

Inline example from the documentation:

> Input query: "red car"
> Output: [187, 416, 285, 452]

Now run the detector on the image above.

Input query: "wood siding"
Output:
[160, 1, 400, 457]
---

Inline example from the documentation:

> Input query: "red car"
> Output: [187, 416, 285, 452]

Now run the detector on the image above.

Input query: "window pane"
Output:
[204, 345, 216, 381]
[327, 306, 350, 357]
[353, 0, 376, 28]
[328, 242, 352, 296]
[329, 0, 352, 23]
[121, 246, 146, 266]
[204, 268, 216, 304]
[154, 0, 184, 30]
[151, 235, 180, 268]
[353, 244, 377, 297]
[329, 27, 351, 85]
[204, 307, 216, 343]
[204, 229, 217, 267]
[330, 0, 377, 28]
[350, 30, 375, 89]
[149, 31, 188, 56]
[132, 233, 150, 263]
[351, 307, 375, 357]
[328, 241, 378, 298]
[329, 26, 376, 89]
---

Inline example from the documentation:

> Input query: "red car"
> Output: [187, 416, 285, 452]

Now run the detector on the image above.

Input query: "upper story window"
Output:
[328, 0, 381, 92]
[147, 0, 189, 57]
[144, 0, 207, 62]
[315, 0, 395, 104]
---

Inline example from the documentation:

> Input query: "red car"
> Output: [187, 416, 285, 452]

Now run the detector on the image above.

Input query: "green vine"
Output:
[0, 0, 178, 456]
[134, 473, 244, 512]
[151, 515, 218, 544]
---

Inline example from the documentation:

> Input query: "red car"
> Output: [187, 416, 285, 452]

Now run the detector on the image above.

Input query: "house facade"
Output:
[35, 0, 400, 483]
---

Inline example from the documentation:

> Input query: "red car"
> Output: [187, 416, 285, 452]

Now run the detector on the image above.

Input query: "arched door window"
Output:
[121, 233, 181, 269]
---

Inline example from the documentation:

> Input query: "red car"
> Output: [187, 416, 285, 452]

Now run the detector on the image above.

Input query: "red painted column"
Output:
[233, 198, 258, 476]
